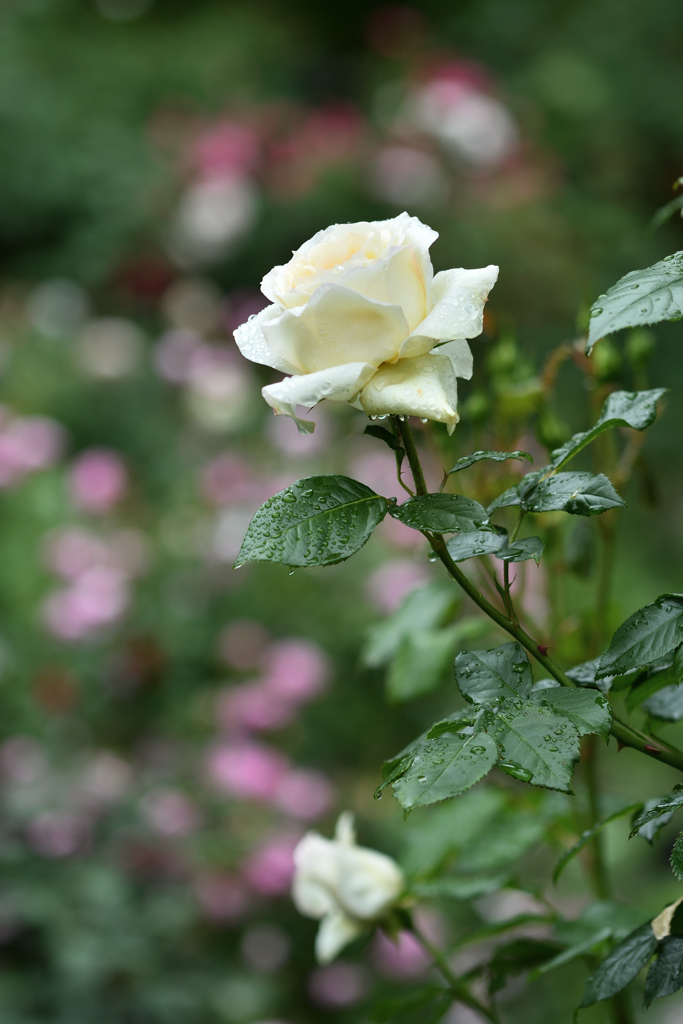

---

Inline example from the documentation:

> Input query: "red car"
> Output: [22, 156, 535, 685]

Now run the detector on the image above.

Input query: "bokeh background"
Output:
[2, 1, 683, 1022]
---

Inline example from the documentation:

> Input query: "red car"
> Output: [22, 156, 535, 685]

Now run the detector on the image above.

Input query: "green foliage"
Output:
[587, 252, 683, 352]
[370, 986, 452, 1024]
[670, 829, 683, 881]
[630, 785, 683, 836]
[597, 595, 683, 677]
[236, 475, 387, 567]
[389, 494, 488, 533]
[579, 924, 658, 1007]
[519, 471, 625, 516]
[447, 450, 533, 474]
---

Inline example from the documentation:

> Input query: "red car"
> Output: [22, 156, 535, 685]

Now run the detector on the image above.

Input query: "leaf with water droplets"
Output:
[455, 642, 534, 703]
[549, 389, 667, 470]
[518, 471, 625, 516]
[587, 251, 683, 352]
[485, 698, 581, 793]
[389, 493, 489, 534]
[235, 475, 387, 568]
[531, 687, 612, 740]
[447, 449, 533, 474]
[388, 731, 498, 810]
[643, 935, 683, 1008]
[597, 594, 683, 677]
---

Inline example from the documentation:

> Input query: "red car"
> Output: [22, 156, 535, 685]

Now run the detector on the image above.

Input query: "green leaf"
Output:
[400, 786, 506, 876]
[480, 698, 581, 792]
[363, 423, 405, 453]
[389, 493, 488, 533]
[532, 688, 612, 740]
[597, 595, 683, 677]
[498, 536, 544, 564]
[566, 657, 614, 694]
[579, 923, 658, 1007]
[553, 803, 642, 883]
[487, 484, 523, 514]
[450, 914, 553, 952]
[650, 194, 683, 232]
[235, 475, 387, 568]
[519, 472, 625, 516]
[586, 251, 683, 353]
[643, 936, 683, 1008]
[557, 900, 644, 946]
[549, 389, 667, 470]
[670, 829, 683, 881]
[630, 785, 683, 838]
[389, 732, 498, 811]
[363, 582, 459, 668]
[643, 684, 683, 720]
[455, 642, 533, 703]
[446, 530, 544, 565]
[447, 449, 533, 474]
[446, 530, 506, 562]
[387, 628, 460, 702]
[632, 798, 675, 844]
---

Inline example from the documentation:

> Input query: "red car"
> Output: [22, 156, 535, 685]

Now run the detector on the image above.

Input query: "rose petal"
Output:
[315, 911, 365, 964]
[334, 846, 405, 920]
[433, 338, 473, 380]
[233, 304, 301, 374]
[403, 265, 498, 355]
[263, 285, 409, 373]
[262, 361, 376, 433]
[359, 354, 459, 432]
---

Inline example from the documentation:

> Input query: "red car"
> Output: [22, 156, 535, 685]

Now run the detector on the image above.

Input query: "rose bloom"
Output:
[292, 812, 404, 963]
[234, 213, 497, 433]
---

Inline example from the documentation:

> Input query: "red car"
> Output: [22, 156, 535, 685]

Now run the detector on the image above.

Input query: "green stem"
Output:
[396, 418, 683, 776]
[583, 736, 611, 900]
[408, 919, 500, 1024]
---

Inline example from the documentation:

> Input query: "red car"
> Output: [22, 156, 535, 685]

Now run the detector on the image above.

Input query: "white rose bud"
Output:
[292, 811, 405, 963]
[234, 212, 498, 433]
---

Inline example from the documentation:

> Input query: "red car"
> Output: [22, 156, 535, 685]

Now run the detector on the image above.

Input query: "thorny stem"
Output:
[392, 417, 683, 776]
[408, 917, 500, 1024]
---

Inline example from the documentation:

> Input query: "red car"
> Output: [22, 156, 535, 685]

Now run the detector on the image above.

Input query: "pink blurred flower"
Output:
[26, 811, 89, 858]
[200, 454, 256, 506]
[376, 513, 424, 550]
[195, 872, 251, 923]
[141, 788, 202, 836]
[216, 619, 269, 671]
[192, 120, 260, 181]
[241, 923, 290, 971]
[273, 769, 334, 821]
[308, 962, 369, 1008]
[42, 566, 129, 641]
[43, 527, 109, 580]
[262, 639, 329, 703]
[0, 736, 47, 784]
[205, 742, 289, 801]
[372, 929, 430, 979]
[216, 682, 295, 733]
[242, 831, 300, 895]
[69, 448, 128, 513]
[366, 559, 433, 613]
[80, 750, 132, 805]
[0, 416, 64, 486]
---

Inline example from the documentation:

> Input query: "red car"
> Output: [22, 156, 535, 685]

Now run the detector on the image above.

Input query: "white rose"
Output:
[292, 811, 405, 963]
[234, 212, 498, 433]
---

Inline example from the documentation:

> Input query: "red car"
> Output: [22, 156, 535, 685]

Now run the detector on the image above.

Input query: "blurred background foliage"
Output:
[1, 0, 683, 1022]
